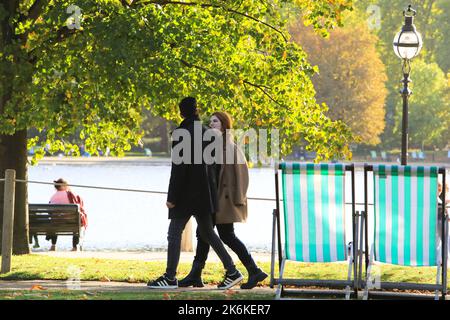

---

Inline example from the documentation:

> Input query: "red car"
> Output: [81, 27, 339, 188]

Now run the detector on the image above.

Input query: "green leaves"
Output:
[294, 0, 354, 36]
[2, 0, 355, 162]
[393, 60, 449, 148]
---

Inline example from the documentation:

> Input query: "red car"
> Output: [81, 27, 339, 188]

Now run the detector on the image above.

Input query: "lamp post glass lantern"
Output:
[393, 5, 423, 165]
[393, 6, 423, 59]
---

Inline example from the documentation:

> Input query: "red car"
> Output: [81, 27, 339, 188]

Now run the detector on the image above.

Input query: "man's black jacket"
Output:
[167, 115, 218, 218]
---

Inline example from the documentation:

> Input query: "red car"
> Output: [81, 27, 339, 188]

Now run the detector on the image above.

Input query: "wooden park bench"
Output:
[28, 204, 83, 250]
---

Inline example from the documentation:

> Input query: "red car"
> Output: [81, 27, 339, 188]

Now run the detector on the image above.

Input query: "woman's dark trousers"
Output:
[194, 223, 259, 274]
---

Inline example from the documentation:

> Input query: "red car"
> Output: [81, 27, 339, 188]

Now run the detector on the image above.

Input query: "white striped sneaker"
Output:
[147, 275, 178, 289]
[217, 270, 243, 289]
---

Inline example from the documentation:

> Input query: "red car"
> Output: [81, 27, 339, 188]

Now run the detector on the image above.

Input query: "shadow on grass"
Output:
[0, 271, 68, 281]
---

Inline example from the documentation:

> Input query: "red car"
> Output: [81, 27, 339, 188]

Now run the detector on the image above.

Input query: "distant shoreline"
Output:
[34, 156, 172, 166]
[33, 156, 449, 168]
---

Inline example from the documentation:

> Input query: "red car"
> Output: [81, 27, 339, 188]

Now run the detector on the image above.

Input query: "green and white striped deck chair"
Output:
[270, 163, 359, 299]
[362, 165, 448, 300]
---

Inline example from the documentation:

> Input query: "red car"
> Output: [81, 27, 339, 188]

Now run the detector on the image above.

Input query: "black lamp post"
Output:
[393, 5, 423, 165]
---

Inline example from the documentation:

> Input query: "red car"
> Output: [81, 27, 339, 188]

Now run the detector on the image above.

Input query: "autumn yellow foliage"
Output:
[290, 14, 388, 145]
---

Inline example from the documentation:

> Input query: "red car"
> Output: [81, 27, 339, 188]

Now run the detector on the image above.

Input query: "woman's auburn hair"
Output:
[211, 111, 233, 132]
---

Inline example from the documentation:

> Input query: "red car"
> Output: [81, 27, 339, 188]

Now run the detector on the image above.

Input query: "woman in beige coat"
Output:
[179, 112, 267, 289]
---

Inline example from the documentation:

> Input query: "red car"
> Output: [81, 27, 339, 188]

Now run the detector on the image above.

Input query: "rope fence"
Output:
[12, 178, 276, 202]
[5, 178, 371, 205]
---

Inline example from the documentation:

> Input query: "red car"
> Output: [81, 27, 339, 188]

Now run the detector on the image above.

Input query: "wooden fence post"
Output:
[181, 217, 193, 252]
[1, 169, 16, 274]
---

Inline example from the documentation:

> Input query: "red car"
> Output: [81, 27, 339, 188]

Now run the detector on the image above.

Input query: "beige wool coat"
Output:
[215, 142, 249, 224]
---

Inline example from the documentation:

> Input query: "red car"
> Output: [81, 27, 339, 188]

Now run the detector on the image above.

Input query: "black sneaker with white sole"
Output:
[147, 274, 178, 289]
[217, 270, 243, 289]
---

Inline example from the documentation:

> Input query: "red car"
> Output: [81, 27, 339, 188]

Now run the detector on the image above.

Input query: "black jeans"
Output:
[166, 214, 236, 279]
[46, 235, 79, 247]
[193, 223, 257, 272]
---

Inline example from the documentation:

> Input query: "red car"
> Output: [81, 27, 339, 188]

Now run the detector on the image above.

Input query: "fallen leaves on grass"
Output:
[224, 289, 238, 296]
[163, 293, 171, 300]
[127, 275, 139, 283]
[30, 285, 46, 291]
[100, 276, 111, 282]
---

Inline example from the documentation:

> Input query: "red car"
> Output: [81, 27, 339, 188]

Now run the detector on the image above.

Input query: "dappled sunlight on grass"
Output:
[0, 290, 273, 300]
[268, 261, 350, 280]
[0, 254, 444, 287]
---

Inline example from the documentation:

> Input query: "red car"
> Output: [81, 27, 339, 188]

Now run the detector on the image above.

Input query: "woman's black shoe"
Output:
[240, 269, 268, 289]
[178, 275, 204, 287]
[178, 262, 205, 287]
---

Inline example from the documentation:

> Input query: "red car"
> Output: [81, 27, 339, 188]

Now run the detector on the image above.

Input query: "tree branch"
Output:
[242, 81, 256, 110]
[224, 6, 287, 42]
[178, 58, 282, 106]
[133, 1, 287, 41]
[120, 0, 134, 7]
[178, 58, 212, 75]
[15, 0, 49, 45]
[243, 80, 283, 106]
[53, 27, 79, 43]
[20, 0, 48, 22]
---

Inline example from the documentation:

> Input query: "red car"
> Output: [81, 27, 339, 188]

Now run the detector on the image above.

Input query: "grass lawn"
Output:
[0, 254, 444, 286]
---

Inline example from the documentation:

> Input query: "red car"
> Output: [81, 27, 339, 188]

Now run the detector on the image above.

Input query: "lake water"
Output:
[27, 161, 379, 251]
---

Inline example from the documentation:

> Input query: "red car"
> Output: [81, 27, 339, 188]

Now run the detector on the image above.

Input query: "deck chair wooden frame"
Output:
[360, 164, 447, 300]
[270, 163, 359, 299]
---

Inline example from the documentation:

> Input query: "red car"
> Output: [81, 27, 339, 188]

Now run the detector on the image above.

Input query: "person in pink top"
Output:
[46, 178, 88, 251]
[50, 188, 72, 204]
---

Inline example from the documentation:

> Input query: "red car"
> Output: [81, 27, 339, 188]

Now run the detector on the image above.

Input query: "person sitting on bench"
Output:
[46, 178, 88, 251]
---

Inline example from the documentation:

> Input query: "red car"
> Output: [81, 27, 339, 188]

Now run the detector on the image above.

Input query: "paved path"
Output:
[1, 250, 275, 293]
[0, 279, 275, 294]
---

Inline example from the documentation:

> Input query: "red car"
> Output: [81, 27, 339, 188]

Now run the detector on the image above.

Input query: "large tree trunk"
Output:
[0, 129, 30, 255]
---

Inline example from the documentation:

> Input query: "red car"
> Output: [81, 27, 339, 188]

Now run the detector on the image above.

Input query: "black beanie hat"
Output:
[179, 97, 197, 118]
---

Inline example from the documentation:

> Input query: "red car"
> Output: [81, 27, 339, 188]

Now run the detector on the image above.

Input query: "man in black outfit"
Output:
[147, 97, 243, 289]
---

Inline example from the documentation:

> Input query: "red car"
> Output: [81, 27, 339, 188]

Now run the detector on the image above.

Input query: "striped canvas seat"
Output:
[280, 163, 347, 262]
[362, 164, 447, 299]
[271, 162, 358, 299]
[372, 165, 439, 266]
